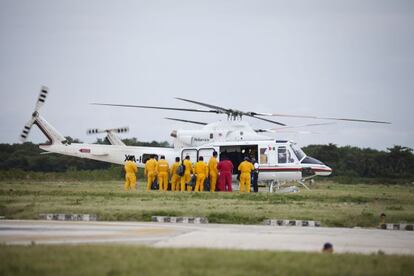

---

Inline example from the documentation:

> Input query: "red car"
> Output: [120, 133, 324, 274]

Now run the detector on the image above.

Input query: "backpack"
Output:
[204, 177, 210, 191]
[151, 178, 159, 190]
[176, 162, 185, 177]
[189, 175, 196, 187]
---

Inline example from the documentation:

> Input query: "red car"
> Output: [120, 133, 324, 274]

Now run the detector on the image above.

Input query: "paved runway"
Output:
[1, 220, 413, 255]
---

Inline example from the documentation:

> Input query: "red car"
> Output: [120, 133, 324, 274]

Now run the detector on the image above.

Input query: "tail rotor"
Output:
[35, 86, 48, 111]
[20, 86, 49, 142]
[20, 117, 36, 142]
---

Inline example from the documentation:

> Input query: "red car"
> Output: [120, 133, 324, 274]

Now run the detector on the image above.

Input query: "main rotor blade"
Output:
[269, 113, 391, 124]
[246, 115, 286, 126]
[256, 122, 334, 133]
[174, 97, 229, 113]
[272, 122, 336, 130]
[91, 103, 219, 114]
[175, 98, 288, 125]
[165, 117, 207, 125]
[256, 129, 319, 135]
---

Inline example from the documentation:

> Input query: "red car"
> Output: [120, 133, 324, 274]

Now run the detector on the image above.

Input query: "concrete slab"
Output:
[0, 220, 413, 255]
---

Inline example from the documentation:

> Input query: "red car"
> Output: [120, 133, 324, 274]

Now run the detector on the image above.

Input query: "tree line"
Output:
[303, 144, 414, 183]
[0, 137, 170, 172]
[0, 138, 413, 183]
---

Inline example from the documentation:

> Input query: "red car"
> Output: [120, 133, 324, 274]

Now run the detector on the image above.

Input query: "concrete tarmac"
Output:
[1, 220, 413, 255]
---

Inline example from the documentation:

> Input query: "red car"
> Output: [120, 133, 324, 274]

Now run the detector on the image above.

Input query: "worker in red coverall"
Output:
[217, 155, 234, 192]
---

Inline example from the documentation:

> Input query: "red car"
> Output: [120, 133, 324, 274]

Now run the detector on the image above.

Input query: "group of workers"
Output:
[124, 151, 259, 193]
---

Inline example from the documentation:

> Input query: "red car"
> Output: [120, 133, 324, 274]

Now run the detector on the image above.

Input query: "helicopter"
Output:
[20, 86, 390, 192]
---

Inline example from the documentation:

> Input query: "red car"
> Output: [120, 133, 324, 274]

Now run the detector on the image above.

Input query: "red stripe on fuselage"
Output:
[312, 168, 332, 172]
[258, 167, 332, 172]
[258, 167, 302, 172]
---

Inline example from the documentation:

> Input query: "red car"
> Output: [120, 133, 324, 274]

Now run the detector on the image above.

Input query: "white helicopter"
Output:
[21, 86, 390, 191]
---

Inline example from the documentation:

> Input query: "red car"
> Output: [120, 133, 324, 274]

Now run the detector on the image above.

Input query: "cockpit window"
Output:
[301, 156, 324, 165]
[291, 143, 306, 161]
[278, 146, 294, 163]
[278, 147, 287, 163]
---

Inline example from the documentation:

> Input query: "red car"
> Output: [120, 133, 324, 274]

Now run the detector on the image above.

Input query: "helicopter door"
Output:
[198, 147, 217, 161]
[181, 148, 197, 164]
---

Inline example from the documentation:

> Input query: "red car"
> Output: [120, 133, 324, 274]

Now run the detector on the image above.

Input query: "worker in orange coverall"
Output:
[181, 155, 193, 192]
[157, 155, 169, 191]
[194, 156, 209, 192]
[208, 151, 218, 192]
[170, 157, 181, 191]
[144, 155, 158, 192]
[238, 157, 254, 193]
[124, 156, 137, 191]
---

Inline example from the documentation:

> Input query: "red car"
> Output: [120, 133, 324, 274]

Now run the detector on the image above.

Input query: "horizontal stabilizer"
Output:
[87, 127, 129, 135]
[40, 151, 56, 155]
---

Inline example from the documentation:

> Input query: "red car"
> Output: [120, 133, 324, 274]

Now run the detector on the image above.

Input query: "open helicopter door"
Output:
[220, 145, 258, 174]
[198, 147, 218, 161]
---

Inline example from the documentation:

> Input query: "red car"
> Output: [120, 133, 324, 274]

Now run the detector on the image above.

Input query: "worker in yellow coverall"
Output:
[194, 156, 209, 192]
[144, 155, 158, 192]
[238, 157, 254, 193]
[157, 155, 169, 191]
[124, 156, 137, 191]
[180, 155, 193, 192]
[208, 151, 218, 192]
[170, 157, 181, 191]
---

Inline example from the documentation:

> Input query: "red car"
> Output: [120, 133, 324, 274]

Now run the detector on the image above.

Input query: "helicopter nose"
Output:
[301, 156, 332, 176]
[311, 164, 332, 176]
[319, 165, 332, 176]
[315, 161, 332, 176]
[313, 159, 332, 176]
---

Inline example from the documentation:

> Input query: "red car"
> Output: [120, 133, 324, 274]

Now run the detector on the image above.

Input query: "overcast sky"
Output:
[1, 0, 413, 150]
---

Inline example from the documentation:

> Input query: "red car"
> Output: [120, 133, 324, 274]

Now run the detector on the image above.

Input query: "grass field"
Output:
[1, 245, 414, 276]
[1, 180, 413, 227]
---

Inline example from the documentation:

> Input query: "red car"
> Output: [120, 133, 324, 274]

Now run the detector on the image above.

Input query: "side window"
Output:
[278, 147, 287, 164]
[199, 148, 216, 161]
[260, 148, 268, 164]
[181, 149, 197, 164]
[142, 154, 158, 164]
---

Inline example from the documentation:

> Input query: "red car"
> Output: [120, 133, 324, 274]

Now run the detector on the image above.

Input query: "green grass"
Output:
[1, 180, 414, 227]
[1, 245, 413, 276]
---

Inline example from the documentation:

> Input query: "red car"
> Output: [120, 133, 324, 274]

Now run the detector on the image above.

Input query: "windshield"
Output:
[301, 156, 324, 165]
[291, 143, 306, 161]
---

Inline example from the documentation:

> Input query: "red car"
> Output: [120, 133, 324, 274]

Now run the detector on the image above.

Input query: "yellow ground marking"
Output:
[0, 226, 176, 243]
